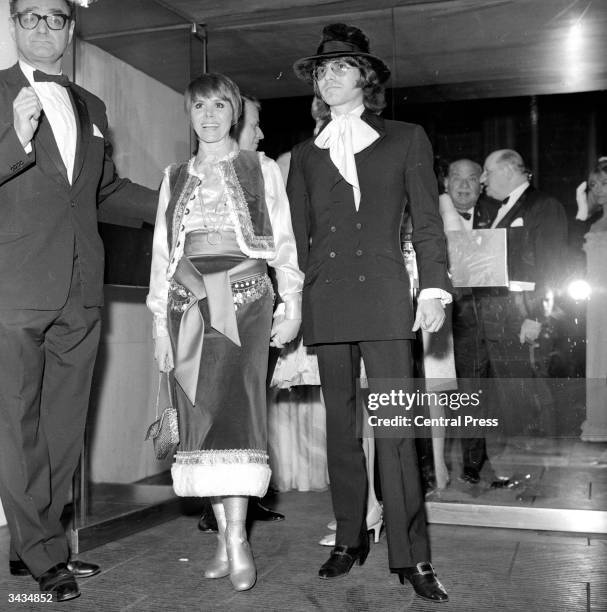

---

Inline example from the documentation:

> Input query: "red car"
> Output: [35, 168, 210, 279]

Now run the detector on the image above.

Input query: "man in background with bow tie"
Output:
[443, 159, 504, 485]
[444, 158, 498, 230]
[288, 23, 451, 603]
[0, 0, 156, 601]
[473, 149, 567, 439]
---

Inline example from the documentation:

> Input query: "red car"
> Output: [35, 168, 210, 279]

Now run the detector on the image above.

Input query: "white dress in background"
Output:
[268, 340, 328, 491]
[581, 216, 607, 442]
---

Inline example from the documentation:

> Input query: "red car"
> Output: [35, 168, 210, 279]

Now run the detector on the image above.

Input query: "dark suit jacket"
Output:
[0, 64, 156, 310]
[473, 194, 500, 229]
[287, 111, 451, 345]
[496, 185, 568, 309]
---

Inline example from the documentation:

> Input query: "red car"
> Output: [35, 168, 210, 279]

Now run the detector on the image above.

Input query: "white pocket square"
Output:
[510, 218, 524, 227]
[92, 124, 103, 138]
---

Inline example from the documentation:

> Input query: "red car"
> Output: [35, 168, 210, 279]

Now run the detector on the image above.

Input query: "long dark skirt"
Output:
[168, 273, 274, 497]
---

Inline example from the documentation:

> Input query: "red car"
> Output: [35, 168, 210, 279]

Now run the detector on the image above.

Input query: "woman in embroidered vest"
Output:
[147, 73, 303, 592]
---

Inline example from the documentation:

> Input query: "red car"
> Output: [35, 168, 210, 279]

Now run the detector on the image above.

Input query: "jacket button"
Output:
[330, 226, 337, 232]
[356, 223, 362, 230]
[70, 201, 76, 207]
[359, 275, 366, 282]
[329, 251, 336, 258]
[185, 209, 190, 215]
[356, 249, 363, 256]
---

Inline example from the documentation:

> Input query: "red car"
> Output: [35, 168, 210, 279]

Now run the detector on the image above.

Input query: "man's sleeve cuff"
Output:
[418, 288, 453, 306]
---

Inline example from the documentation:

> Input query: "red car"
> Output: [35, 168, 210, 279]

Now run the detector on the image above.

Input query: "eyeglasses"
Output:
[313, 60, 355, 81]
[12, 12, 71, 31]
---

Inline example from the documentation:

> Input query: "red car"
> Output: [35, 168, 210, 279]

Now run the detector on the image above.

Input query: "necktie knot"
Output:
[33, 70, 70, 87]
[458, 210, 472, 220]
[501, 197, 510, 206]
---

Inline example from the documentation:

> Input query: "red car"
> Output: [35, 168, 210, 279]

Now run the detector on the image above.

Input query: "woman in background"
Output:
[576, 158, 607, 442]
[147, 73, 303, 592]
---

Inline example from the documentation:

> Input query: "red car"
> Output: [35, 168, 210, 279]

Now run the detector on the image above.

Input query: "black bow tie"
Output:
[458, 211, 472, 220]
[33, 70, 70, 87]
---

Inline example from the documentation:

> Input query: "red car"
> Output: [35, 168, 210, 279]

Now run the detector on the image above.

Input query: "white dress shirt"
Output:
[20, 60, 77, 184]
[491, 181, 529, 228]
[491, 181, 534, 291]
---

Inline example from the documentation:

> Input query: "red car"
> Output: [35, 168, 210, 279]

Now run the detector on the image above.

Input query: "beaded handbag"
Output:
[145, 373, 179, 460]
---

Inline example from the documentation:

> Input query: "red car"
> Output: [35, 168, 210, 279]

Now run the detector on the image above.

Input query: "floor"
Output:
[1, 489, 606, 612]
[425, 438, 607, 511]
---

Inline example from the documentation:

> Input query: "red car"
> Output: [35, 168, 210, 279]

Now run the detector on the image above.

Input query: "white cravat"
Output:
[20, 60, 77, 183]
[314, 104, 378, 211]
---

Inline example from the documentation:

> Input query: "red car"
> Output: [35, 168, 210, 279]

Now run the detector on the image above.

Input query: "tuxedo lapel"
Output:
[34, 113, 70, 185]
[68, 86, 90, 187]
[497, 186, 531, 228]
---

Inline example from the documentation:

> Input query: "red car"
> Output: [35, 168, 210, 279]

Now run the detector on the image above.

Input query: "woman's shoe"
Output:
[435, 461, 450, 490]
[320, 504, 383, 546]
[225, 526, 256, 591]
[204, 533, 229, 579]
[367, 517, 382, 544]
[365, 502, 383, 543]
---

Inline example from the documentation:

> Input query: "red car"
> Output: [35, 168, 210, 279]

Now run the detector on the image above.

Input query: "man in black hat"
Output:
[288, 23, 450, 603]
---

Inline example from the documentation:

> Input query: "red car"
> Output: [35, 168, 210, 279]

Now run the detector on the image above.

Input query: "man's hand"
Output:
[519, 318, 542, 345]
[412, 298, 446, 333]
[154, 335, 174, 372]
[13, 87, 42, 149]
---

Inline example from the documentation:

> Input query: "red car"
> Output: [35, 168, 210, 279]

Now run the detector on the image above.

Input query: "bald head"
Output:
[445, 159, 482, 211]
[481, 149, 528, 201]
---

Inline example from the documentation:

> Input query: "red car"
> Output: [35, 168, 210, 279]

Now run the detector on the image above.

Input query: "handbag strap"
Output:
[155, 372, 175, 420]
[165, 371, 173, 409]
[154, 372, 162, 420]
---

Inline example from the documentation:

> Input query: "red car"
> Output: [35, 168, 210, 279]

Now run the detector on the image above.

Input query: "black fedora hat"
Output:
[293, 23, 391, 83]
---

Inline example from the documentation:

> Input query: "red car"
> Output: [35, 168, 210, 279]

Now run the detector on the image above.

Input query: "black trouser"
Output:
[0, 260, 100, 578]
[316, 339, 430, 569]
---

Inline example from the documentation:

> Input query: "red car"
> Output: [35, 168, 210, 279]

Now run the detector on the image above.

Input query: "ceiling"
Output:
[76, 0, 607, 102]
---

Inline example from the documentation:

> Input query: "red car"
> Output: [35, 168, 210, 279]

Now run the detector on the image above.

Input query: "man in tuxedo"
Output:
[0, 0, 156, 601]
[475, 149, 567, 437]
[288, 23, 450, 603]
[445, 158, 497, 230]
[444, 159, 502, 484]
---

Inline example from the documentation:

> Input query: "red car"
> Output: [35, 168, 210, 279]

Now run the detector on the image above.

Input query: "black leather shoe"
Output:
[318, 537, 370, 580]
[10, 558, 100, 579]
[249, 501, 285, 522]
[458, 468, 480, 485]
[397, 562, 448, 603]
[9, 560, 31, 576]
[490, 477, 511, 489]
[38, 563, 80, 602]
[67, 560, 101, 578]
[198, 506, 218, 532]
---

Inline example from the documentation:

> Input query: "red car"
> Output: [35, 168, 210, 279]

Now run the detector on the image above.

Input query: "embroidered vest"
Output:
[164, 150, 275, 260]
